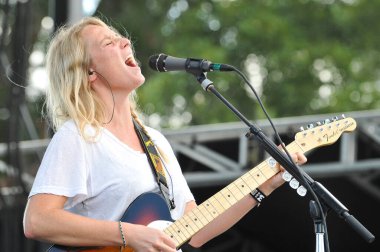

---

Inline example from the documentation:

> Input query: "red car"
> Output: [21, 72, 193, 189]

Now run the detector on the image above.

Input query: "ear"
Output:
[88, 69, 97, 83]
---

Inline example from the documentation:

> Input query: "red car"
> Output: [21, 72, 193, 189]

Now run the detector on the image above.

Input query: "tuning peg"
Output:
[297, 186, 307, 197]
[307, 124, 314, 129]
[332, 116, 339, 121]
[323, 119, 331, 124]
[341, 114, 346, 119]
[267, 157, 277, 168]
[289, 178, 300, 189]
[282, 171, 293, 182]
[299, 126, 305, 131]
[316, 121, 322, 126]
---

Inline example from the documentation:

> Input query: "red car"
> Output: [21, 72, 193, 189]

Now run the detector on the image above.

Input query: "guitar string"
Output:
[169, 141, 304, 246]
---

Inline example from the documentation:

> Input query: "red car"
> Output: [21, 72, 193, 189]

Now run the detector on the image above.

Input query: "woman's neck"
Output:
[103, 102, 144, 153]
[105, 103, 134, 130]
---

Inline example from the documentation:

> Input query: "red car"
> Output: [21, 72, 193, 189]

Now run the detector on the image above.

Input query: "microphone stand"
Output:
[310, 200, 327, 252]
[193, 72, 375, 251]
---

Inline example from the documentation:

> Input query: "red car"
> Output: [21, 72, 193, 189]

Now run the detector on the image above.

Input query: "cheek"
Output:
[89, 46, 110, 64]
[92, 53, 109, 66]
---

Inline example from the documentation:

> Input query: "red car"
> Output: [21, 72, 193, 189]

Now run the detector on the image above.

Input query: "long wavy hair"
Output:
[45, 17, 140, 139]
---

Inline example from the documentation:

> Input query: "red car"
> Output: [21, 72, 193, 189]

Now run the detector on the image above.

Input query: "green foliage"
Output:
[3, 0, 379, 133]
[97, 0, 380, 128]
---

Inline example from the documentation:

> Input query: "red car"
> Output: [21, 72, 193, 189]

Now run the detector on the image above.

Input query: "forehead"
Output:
[80, 24, 119, 47]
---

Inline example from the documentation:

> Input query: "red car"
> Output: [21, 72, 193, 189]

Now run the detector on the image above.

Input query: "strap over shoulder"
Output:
[133, 119, 176, 210]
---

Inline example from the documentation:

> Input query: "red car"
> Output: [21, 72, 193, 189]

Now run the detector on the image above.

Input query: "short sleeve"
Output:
[29, 122, 89, 208]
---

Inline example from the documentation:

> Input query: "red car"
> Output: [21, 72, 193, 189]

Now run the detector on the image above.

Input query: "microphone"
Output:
[148, 53, 233, 74]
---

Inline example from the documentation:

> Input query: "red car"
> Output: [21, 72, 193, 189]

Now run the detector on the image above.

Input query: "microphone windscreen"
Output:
[148, 54, 167, 72]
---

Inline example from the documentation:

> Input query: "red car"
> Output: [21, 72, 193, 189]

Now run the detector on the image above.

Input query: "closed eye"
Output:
[102, 38, 113, 46]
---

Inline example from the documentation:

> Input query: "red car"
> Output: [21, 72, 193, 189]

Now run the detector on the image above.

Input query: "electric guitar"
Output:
[48, 116, 357, 252]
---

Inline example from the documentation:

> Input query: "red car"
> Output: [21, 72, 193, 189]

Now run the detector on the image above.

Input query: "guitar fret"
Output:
[170, 224, 184, 243]
[164, 225, 181, 244]
[187, 210, 204, 229]
[183, 213, 199, 233]
[217, 190, 233, 207]
[192, 207, 209, 226]
[180, 214, 197, 235]
[287, 142, 301, 152]
[221, 186, 240, 206]
[225, 186, 239, 201]
[229, 184, 247, 203]
[212, 191, 231, 210]
[232, 178, 252, 195]
[197, 203, 214, 222]
[175, 218, 192, 238]
[262, 167, 276, 180]
[248, 164, 269, 185]
[171, 221, 188, 243]
[176, 221, 189, 242]
[226, 183, 244, 200]
[240, 174, 258, 191]
[208, 195, 226, 213]
[226, 184, 239, 198]
[203, 199, 220, 216]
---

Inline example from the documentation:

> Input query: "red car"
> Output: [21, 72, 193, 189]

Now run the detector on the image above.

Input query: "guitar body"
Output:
[47, 192, 174, 252]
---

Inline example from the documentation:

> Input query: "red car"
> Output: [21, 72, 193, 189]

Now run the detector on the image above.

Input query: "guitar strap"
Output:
[133, 119, 176, 210]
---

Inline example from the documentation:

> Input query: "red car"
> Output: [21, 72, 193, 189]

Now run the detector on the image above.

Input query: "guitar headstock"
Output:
[294, 115, 357, 153]
[284, 116, 357, 197]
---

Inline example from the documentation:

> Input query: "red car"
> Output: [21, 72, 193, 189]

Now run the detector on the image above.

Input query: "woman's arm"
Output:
[24, 193, 124, 246]
[187, 152, 307, 248]
[24, 193, 177, 251]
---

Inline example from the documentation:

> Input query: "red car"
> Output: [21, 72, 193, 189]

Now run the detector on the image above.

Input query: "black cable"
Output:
[90, 70, 115, 125]
[228, 64, 330, 252]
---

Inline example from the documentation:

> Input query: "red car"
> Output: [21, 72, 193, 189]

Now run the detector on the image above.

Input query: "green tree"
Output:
[98, 0, 380, 128]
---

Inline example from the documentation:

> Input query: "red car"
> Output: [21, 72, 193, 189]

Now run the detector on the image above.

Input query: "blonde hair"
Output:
[45, 16, 138, 139]
[44, 17, 168, 161]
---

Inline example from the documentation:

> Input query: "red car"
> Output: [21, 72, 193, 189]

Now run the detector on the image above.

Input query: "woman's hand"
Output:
[259, 151, 307, 196]
[124, 223, 177, 252]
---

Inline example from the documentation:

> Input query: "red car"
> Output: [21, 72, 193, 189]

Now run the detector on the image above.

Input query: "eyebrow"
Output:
[99, 33, 123, 44]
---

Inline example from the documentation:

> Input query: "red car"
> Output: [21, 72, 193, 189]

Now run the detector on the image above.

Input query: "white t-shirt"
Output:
[29, 120, 194, 221]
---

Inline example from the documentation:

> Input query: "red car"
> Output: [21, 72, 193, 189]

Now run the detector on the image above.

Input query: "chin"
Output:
[136, 75, 146, 86]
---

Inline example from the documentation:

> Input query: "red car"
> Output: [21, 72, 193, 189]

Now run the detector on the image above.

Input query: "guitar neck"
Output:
[164, 141, 305, 248]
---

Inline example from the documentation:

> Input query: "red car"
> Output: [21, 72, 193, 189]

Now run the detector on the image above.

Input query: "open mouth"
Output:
[125, 56, 138, 67]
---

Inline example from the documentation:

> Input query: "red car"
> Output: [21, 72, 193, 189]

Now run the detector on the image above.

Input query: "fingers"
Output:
[156, 242, 177, 252]
[274, 151, 307, 178]
[277, 145, 307, 165]
[126, 224, 177, 252]
[149, 231, 176, 252]
[293, 152, 307, 165]
[159, 234, 177, 252]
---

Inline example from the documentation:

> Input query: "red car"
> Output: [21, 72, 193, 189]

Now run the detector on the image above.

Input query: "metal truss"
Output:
[1, 109, 379, 197]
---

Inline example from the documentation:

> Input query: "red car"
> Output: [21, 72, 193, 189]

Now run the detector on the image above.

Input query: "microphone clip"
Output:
[184, 58, 213, 75]
[196, 72, 214, 91]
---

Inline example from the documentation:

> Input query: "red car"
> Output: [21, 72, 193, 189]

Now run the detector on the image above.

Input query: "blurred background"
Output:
[0, 0, 379, 251]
